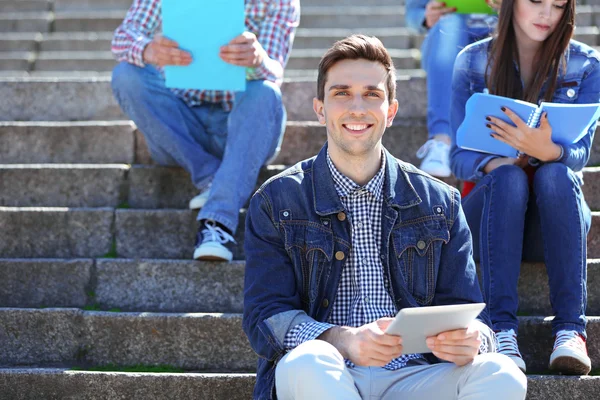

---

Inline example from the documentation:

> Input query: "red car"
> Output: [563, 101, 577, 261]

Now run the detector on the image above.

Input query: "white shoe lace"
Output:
[553, 330, 587, 354]
[495, 329, 523, 358]
[416, 139, 436, 159]
[202, 221, 236, 245]
[416, 139, 450, 163]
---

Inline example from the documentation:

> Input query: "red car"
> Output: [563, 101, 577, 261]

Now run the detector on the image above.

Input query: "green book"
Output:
[444, 0, 496, 15]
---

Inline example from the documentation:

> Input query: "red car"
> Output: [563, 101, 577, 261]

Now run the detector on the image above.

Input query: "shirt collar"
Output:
[326, 151, 386, 201]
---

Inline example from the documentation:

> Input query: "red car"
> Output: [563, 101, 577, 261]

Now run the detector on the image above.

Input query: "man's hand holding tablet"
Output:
[425, 322, 482, 366]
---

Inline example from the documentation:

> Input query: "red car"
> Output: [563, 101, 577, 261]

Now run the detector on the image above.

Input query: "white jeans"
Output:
[275, 340, 527, 400]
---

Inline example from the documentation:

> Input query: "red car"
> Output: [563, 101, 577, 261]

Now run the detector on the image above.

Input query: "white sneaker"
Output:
[495, 329, 527, 373]
[549, 330, 591, 375]
[193, 220, 236, 262]
[416, 139, 452, 178]
[189, 189, 210, 210]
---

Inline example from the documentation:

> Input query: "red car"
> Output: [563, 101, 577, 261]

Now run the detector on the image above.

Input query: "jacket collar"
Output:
[312, 143, 421, 215]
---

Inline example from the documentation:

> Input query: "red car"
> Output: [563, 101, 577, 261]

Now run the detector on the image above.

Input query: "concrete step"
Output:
[0, 1, 51, 13]
[0, 308, 254, 371]
[0, 370, 598, 400]
[0, 121, 135, 164]
[0, 51, 31, 70]
[0, 369, 256, 400]
[39, 32, 113, 52]
[34, 51, 116, 72]
[0, 164, 128, 207]
[53, 11, 123, 32]
[0, 12, 51, 33]
[2, 208, 599, 260]
[0, 207, 113, 258]
[0, 33, 39, 51]
[53, 0, 134, 12]
[1, 308, 600, 373]
[1, 258, 600, 316]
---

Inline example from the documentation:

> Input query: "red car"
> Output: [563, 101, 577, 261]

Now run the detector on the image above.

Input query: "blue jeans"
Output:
[462, 164, 591, 337]
[111, 62, 286, 233]
[421, 14, 493, 137]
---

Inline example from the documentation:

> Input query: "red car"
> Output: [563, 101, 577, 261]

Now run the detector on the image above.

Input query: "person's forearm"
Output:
[317, 325, 352, 359]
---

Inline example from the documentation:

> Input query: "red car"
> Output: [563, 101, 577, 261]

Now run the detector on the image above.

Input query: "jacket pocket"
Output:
[282, 221, 333, 305]
[553, 78, 582, 103]
[392, 215, 450, 305]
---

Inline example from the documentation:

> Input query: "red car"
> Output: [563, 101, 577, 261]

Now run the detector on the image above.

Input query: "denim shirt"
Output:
[243, 144, 491, 399]
[450, 38, 600, 182]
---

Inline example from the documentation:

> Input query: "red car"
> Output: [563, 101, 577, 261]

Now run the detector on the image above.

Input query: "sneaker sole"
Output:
[193, 245, 233, 262]
[549, 355, 591, 375]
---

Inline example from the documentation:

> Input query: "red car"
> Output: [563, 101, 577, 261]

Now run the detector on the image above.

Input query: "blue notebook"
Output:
[456, 92, 600, 158]
[162, 0, 246, 91]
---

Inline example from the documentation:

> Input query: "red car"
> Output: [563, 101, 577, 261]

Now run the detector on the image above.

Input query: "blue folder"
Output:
[162, 0, 246, 91]
[456, 93, 600, 158]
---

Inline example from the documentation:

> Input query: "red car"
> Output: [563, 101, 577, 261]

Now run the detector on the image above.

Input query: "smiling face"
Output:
[513, 0, 567, 46]
[313, 58, 398, 162]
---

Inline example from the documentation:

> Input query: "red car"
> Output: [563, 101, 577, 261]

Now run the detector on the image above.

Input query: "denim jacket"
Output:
[450, 38, 600, 182]
[243, 144, 491, 399]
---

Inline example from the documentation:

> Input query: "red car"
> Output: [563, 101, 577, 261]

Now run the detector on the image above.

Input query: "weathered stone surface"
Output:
[0, 309, 255, 371]
[582, 167, 600, 210]
[35, 52, 116, 72]
[114, 210, 246, 260]
[53, 12, 123, 32]
[0, 369, 255, 400]
[0, 13, 51, 33]
[0, 259, 91, 308]
[0, 1, 51, 13]
[299, 6, 406, 29]
[0, 53, 30, 70]
[0, 33, 38, 51]
[0, 207, 113, 258]
[0, 121, 135, 163]
[95, 259, 245, 313]
[0, 164, 128, 207]
[40, 32, 113, 52]
[2, 370, 599, 400]
[53, 0, 133, 11]
[287, 49, 419, 70]
[294, 28, 412, 49]
[127, 165, 284, 209]
[0, 308, 84, 366]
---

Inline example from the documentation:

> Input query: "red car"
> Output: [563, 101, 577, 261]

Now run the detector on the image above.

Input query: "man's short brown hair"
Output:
[317, 34, 396, 103]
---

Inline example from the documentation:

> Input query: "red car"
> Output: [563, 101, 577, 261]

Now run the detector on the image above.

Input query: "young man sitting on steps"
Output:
[110, 0, 299, 261]
[243, 34, 527, 400]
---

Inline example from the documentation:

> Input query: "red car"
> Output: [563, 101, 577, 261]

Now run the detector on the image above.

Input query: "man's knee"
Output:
[241, 80, 283, 106]
[276, 340, 345, 382]
[471, 353, 527, 399]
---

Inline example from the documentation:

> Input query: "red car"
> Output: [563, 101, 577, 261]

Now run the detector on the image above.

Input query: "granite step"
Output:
[0, 1, 51, 13]
[0, 12, 52, 33]
[39, 32, 113, 52]
[2, 208, 600, 260]
[0, 51, 32, 70]
[0, 369, 598, 400]
[1, 308, 600, 373]
[0, 33, 39, 51]
[1, 258, 599, 316]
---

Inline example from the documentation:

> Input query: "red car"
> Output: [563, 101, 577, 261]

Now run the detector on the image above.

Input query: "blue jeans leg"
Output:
[421, 14, 491, 138]
[111, 62, 219, 189]
[198, 79, 286, 233]
[462, 165, 530, 333]
[528, 163, 590, 337]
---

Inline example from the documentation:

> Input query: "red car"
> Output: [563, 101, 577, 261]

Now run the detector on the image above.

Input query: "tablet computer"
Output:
[444, 0, 495, 15]
[385, 303, 486, 354]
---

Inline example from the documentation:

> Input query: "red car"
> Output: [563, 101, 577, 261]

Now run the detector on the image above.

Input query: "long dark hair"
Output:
[486, 0, 575, 103]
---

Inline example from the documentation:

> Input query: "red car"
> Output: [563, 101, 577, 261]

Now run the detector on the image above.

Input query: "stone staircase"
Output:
[1, 0, 600, 398]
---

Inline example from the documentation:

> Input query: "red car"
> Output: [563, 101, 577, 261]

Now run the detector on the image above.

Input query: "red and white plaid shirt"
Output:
[111, 0, 300, 111]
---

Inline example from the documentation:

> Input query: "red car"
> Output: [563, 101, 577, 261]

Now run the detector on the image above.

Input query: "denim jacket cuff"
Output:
[265, 310, 318, 347]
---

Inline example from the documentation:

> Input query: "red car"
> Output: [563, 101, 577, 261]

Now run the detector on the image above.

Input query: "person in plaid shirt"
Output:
[242, 35, 526, 399]
[111, 0, 300, 261]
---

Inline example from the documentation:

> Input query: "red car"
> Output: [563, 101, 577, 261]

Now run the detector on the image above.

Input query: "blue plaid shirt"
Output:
[283, 151, 424, 369]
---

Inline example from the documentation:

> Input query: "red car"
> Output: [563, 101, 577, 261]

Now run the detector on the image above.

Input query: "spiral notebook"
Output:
[162, 0, 246, 91]
[444, 0, 495, 14]
[456, 92, 600, 158]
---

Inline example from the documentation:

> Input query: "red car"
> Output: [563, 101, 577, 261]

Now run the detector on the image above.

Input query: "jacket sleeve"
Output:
[554, 60, 600, 171]
[111, 0, 161, 67]
[449, 49, 498, 181]
[243, 188, 319, 361]
[405, 0, 428, 34]
[432, 187, 493, 328]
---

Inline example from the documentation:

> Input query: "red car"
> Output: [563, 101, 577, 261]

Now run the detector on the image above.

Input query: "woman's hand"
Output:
[424, 1, 456, 28]
[486, 0, 502, 11]
[487, 108, 562, 162]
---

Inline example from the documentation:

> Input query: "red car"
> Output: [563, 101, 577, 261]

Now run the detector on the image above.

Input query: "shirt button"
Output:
[364, 296, 369, 303]
[567, 88, 576, 98]
[335, 251, 345, 260]
[417, 240, 426, 250]
[322, 298, 329, 308]
[337, 212, 346, 221]
[357, 221, 363, 228]
[361, 258, 368, 265]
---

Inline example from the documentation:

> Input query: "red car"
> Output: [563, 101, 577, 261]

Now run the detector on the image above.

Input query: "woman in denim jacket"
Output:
[450, 0, 600, 375]
[406, 0, 498, 177]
